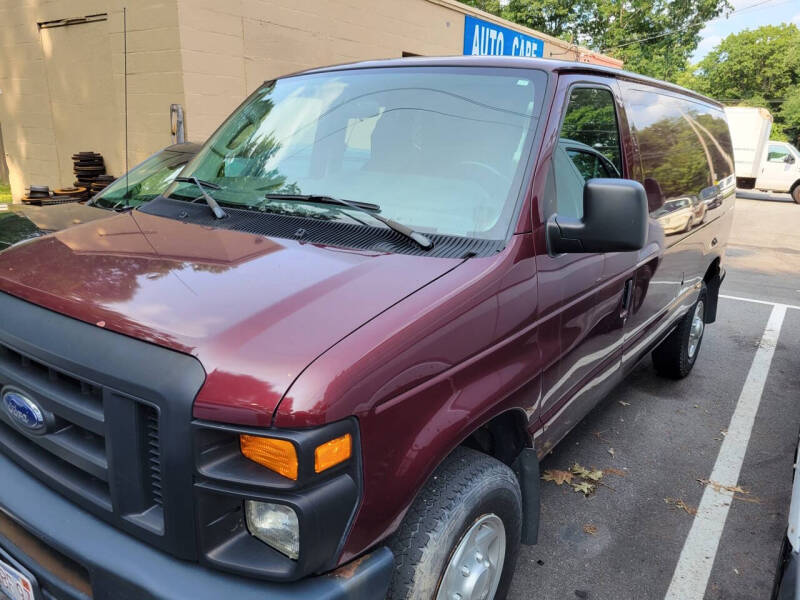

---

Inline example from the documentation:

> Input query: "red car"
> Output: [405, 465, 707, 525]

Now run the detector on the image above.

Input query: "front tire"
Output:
[791, 185, 800, 204]
[652, 283, 707, 379]
[387, 447, 522, 600]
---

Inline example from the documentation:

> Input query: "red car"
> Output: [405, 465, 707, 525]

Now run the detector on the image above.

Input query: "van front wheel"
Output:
[387, 447, 522, 600]
[652, 284, 707, 379]
[791, 185, 800, 204]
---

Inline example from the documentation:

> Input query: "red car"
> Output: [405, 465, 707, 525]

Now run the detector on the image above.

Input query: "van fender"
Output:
[512, 448, 540, 545]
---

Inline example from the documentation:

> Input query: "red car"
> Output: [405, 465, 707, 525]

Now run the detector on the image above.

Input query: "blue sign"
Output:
[463, 15, 544, 58]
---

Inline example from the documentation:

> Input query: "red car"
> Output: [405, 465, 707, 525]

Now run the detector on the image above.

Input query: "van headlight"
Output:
[245, 500, 300, 560]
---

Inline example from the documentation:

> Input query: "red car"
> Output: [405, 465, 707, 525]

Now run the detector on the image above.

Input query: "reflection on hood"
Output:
[0, 203, 111, 250]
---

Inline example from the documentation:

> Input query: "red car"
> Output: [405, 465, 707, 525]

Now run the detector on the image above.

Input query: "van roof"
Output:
[297, 55, 723, 109]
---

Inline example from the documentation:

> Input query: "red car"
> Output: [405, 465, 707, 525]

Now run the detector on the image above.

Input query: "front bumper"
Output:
[0, 452, 393, 600]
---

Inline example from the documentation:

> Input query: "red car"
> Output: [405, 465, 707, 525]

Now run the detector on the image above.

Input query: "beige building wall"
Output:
[0, 0, 621, 201]
[174, 0, 609, 143]
[0, 0, 184, 201]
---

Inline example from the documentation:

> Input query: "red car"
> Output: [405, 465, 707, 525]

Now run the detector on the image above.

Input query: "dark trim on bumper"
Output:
[0, 451, 393, 600]
[192, 418, 363, 580]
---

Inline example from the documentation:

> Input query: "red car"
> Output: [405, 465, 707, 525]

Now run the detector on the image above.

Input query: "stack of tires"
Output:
[90, 174, 115, 195]
[22, 185, 87, 205]
[72, 152, 111, 193]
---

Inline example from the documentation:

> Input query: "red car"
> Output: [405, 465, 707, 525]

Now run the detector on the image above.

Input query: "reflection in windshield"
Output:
[167, 67, 545, 239]
[91, 150, 192, 210]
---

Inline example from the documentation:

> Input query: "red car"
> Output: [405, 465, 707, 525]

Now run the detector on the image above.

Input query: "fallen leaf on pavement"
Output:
[731, 495, 762, 504]
[665, 497, 697, 515]
[618, 401, 630, 406]
[603, 467, 627, 477]
[608, 447, 616, 457]
[572, 481, 595, 495]
[697, 478, 760, 503]
[541, 469, 573, 485]
[697, 478, 748, 495]
[571, 463, 591, 477]
[584, 469, 604, 481]
[583, 524, 598, 535]
[542, 463, 617, 497]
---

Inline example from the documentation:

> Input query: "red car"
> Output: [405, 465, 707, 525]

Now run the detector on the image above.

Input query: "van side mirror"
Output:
[547, 179, 648, 254]
[785, 154, 796, 164]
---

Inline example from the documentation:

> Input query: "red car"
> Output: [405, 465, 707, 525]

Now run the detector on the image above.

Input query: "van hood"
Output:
[0, 202, 111, 249]
[0, 211, 462, 424]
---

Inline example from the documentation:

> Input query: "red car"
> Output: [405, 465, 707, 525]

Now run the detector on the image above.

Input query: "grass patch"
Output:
[0, 183, 11, 205]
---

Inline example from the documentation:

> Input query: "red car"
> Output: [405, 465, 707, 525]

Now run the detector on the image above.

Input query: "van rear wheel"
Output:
[652, 284, 707, 379]
[387, 447, 522, 600]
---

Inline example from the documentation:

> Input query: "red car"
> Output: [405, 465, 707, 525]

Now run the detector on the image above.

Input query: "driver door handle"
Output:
[620, 278, 634, 320]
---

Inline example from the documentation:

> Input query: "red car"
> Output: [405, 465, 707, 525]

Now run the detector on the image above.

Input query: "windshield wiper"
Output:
[264, 194, 433, 250]
[174, 176, 227, 219]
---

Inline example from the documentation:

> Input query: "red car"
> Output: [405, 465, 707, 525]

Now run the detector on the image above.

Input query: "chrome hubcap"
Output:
[436, 514, 506, 600]
[688, 300, 705, 359]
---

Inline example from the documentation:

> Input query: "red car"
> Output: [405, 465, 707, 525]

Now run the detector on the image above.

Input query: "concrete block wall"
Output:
[0, 0, 184, 200]
[173, 0, 587, 143]
[0, 0, 62, 199]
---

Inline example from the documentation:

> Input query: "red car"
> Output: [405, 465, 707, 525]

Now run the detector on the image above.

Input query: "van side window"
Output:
[626, 89, 734, 222]
[553, 87, 621, 219]
[767, 144, 790, 163]
[560, 88, 622, 172]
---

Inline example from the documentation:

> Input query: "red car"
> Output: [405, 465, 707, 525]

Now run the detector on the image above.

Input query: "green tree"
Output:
[677, 24, 800, 144]
[459, 0, 730, 81]
[681, 24, 800, 100]
[778, 86, 800, 145]
[460, 0, 503, 13]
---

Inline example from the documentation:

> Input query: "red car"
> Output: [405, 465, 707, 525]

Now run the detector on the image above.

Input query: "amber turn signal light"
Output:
[314, 433, 352, 473]
[240, 434, 298, 480]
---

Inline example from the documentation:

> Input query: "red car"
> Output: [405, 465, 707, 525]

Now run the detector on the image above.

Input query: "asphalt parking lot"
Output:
[509, 194, 800, 600]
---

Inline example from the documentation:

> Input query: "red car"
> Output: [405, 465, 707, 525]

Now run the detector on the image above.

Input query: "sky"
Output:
[691, 0, 800, 63]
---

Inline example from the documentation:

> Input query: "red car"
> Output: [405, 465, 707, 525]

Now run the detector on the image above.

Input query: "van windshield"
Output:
[166, 67, 545, 240]
[91, 150, 192, 210]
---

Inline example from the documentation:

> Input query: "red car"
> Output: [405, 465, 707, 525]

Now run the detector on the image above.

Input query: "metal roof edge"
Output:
[551, 62, 723, 108]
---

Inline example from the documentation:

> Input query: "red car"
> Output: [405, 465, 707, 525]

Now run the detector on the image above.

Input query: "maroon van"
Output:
[0, 57, 733, 600]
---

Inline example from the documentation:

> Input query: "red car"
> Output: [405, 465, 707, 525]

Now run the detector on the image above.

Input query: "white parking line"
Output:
[665, 303, 787, 600]
[721, 294, 800, 311]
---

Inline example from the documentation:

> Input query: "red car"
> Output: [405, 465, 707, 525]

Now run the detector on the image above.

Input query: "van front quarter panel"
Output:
[275, 232, 543, 560]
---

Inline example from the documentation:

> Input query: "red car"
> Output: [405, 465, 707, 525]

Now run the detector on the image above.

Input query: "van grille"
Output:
[0, 290, 206, 559]
[0, 342, 164, 530]
[144, 407, 163, 507]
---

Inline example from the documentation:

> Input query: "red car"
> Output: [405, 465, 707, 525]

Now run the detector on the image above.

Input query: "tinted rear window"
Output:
[625, 88, 734, 216]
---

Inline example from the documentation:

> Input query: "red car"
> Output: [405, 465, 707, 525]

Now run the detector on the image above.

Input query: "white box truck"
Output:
[726, 106, 800, 203]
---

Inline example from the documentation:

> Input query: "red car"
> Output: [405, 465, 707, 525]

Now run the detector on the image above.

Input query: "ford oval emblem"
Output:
[2, 389, 46, 432]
